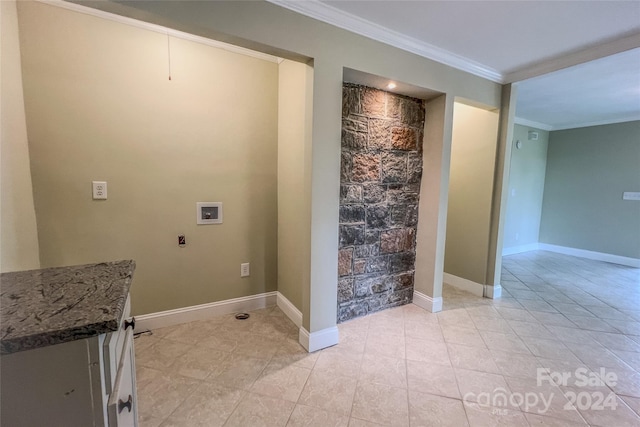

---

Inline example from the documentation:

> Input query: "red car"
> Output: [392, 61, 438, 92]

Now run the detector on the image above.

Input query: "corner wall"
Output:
[0, 0, 40, 273]
[277, 59, 313, 312]
[502, 124, 549, 253]
[540, 121, 640, 259]
[444, 103, 499, 285]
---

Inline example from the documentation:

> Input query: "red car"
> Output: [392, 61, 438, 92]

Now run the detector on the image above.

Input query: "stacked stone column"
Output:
[338, 83, 425, 322]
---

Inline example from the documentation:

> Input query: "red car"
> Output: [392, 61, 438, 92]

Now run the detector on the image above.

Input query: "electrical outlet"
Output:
[92, 181, 107, 200]
[241, 263, 250, 277]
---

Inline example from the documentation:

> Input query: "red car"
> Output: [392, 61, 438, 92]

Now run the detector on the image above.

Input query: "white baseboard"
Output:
[484, 285, 502, 299]
[539, 243, 640, 268]
[443, 273, 484, 297]
[276, 292, 303, 327]
[412, 290, 443, 313]
[135, 290, 323, 352]
[136, 291, 278, 332]
[299, 326, 339, 352]
[502, 243, 540, 256]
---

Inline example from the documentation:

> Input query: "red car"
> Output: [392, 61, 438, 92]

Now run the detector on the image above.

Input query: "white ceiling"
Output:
[516, 48, 640, 130]
[270, 0, 640, 130]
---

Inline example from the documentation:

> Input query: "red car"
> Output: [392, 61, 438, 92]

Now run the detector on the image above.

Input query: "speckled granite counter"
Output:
[0, 260, 135, 355]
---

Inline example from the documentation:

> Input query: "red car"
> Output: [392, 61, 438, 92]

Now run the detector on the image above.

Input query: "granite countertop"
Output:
[0, 260, 135, 355]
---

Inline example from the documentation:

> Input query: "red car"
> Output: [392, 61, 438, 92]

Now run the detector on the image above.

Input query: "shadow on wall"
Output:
[337, 83, 426, 322]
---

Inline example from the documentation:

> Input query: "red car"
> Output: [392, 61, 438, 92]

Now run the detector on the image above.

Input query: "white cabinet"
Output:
[0, 296, 138, 427]
[108, 328, 137, 427]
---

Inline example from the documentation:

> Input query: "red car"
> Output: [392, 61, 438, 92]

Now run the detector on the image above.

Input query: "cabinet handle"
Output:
[124, 317, 135, 331]
[118, 395, 133, 413]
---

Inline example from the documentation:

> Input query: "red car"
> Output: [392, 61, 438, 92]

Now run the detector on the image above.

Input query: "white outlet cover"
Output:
[92, 181, 107, 200]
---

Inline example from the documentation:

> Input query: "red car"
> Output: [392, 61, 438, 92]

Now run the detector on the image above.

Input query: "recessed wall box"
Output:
[196, 202, 223, 224]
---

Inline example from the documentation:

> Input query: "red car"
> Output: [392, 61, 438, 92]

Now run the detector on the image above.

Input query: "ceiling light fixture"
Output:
[387, 82, 397, 90]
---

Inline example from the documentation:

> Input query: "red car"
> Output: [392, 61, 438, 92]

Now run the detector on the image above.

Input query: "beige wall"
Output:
[444, 102, 499, 284]
[415, 95, 454, 301]
[277, 60, 313, 311]
[0, 0, 40, 273]
[17, 1, 278, 315]
[17, 0, 502, 333]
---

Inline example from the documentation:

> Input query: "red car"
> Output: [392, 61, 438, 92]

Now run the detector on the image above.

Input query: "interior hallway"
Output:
[134, 251, 640, 426]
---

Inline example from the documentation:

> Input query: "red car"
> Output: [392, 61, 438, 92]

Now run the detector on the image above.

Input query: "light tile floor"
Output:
[134, 251, 640, 426]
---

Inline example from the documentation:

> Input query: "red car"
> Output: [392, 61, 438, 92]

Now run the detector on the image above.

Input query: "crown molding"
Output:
[267, 0, 503, 83]
[514, 114, 640, 132]
[552, 114, 640, 131]
[514, 117, 553, 131]
[503, 32, 640, 84]
[37, 0, 281, 63]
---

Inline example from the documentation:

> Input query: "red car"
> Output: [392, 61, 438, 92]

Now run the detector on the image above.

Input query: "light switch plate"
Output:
[241, 263, 250, 277]
[92, 181, 107, 200]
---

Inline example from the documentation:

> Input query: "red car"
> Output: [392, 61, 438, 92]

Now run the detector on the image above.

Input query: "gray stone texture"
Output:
[389, 252, 416, 273]
[342, 129, 367, 150]
[343, 116, 367, 133]
[365, 256, 388, 274]
[368, 118, 391, 150]
[408, 153, 423, 183]
[338, 83, 425, 322]
[365, 205, 389, 229]
[362, 88, 386, 117]
[340, 184, 362, 203]
[339, 205, 365, 224]
[353, 259, 366, 275]
[337, 278, 354, 303]
[381, 152, 408, 183]
[339, 224, 365, 246]
[362, 183, 386, 204]
[365, 230, 380, 245]
[354, 244, 378, 258]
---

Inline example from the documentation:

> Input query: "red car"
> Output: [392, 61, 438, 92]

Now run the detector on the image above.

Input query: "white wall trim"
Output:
[298, 326, 339, 352]
[515, 114, 640, 133]
[443, 273, 485, 297]
[484, 284, 502, 299]
[267, 0, 502, 83]
[135, 291, 277, 332]
[276, 292, 303, 327]
[538, 244, 640, 268]
[551, 114, 640, 131]
[502, 243, 540, 256]
[412, 290, 443, 313]
[37, 0, 280, 63]
[504, 32, 640, 84]
[513, 117, 553, 131]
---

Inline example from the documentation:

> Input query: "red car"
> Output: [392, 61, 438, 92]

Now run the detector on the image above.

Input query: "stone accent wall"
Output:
[338, 83, 425, 322]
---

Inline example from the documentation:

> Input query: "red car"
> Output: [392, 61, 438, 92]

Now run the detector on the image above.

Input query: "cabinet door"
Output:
[104, 296, 132, 394]
[107, 328, 137, 427]
[0, 338, 101, 426]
